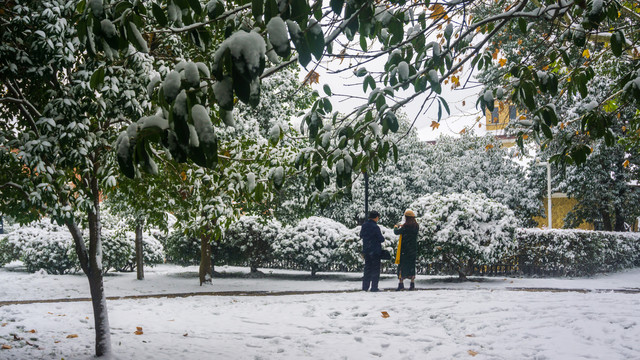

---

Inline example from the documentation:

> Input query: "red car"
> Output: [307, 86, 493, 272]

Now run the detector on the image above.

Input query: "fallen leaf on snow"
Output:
[381, 311, 390, 318]
[54, 341, 60, 344]
[13, 335, 23, 341]
[2, 345, 12, 350]
[465, 334, 475, 337]
[136, 327, 143, 331]
[468, 350, 478, 356]
[1, 323, 6, 327]
[183, 333, 188, 337]
[134, 331, 144, 335]
[66, 334, 78, 339]
[28, 329, 36, 333]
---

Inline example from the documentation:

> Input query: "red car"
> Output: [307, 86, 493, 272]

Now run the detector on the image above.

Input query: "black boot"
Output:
[409, 282, 415, 291]
[396, 282, 404, 291]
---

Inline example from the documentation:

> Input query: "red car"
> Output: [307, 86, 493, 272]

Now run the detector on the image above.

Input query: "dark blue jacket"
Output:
[360, 219, 385, 256]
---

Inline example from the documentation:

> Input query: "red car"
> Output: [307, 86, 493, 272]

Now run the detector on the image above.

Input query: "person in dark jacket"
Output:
[393, 209, 419, 291]
[360, 210, 385, 292]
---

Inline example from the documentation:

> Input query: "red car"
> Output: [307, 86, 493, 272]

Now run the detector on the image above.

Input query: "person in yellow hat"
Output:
[393, 209, 419, 291]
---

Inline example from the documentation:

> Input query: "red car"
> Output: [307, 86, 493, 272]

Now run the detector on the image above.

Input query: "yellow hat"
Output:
[404, 209, 415, 217]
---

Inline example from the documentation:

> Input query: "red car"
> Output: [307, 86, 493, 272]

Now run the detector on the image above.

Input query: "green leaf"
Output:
[252, 0, 264, 21]
[306, 20, 325, 60]
[287, 20, 311, 67]
[439, 97, 450, 115]
[188, 0, 203, 14]
[330, 0, 344, 15]
[152, 3, 168, 27]
[90, 66, 105, 90]
[385, 112, 399, 132]
[264, 0, 277, 23]
[360, 35, 367, 52]
[611, 30, 624, 57]
[388, 17, 403, 45]
[518, 18, 527, 34]
[355, 67, 367, 77]
[323, 84, 332, 96]
[290, 0, 310, 23]
[540, 122, 553, 139]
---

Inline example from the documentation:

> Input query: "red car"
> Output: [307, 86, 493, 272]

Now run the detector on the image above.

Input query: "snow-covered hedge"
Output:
[224, 216, 281, 272]
[517, 228, 640, 275]
[2, 220, 78, 274]
[0, 220, 164, 274]
[100, 230, 165, 273]
[411, 192, 519, 278]
[273, 217, 348, 275]
[163, 231, 201, 266]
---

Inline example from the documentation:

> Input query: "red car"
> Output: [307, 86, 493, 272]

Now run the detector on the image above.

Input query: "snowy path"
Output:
[1, 265, 639, 359]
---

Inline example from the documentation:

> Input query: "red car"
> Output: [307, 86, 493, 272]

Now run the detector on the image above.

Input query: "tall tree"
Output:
[1, 1, 153, 356]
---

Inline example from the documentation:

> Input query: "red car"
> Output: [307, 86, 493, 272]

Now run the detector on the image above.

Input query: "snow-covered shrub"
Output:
[273, 216, 347, 276]
[7, 221, 78, 274]
[99, 230, 165, 273]
[0, 235, 21, 266]
[164, 231, 201, 266]
[336, 225, 398, 270]
[517, 229, 640, 276]
[224, 216, 281, 272]
[411, 192, 519, 279]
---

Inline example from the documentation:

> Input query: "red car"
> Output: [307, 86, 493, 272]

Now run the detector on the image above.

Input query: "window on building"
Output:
[509, 105, 517, 121]
[491, 108, 499, 123]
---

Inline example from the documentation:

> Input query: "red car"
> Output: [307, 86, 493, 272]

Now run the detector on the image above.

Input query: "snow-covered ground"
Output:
[1, 263, 639, 359]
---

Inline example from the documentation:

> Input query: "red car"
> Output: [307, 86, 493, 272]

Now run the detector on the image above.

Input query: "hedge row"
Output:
[0, 221, 164, 274]
[516, 228, 640, 276]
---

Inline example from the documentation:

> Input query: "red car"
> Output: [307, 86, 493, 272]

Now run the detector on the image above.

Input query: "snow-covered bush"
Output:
[99, 230, 165, 273]
[336, 225, 398, 270]
[163, 231, 201, 266]
[412, 192, 519, 279]
[224, 216, 281, 273]
[6, 221, 78, 274]
[273, 216, 347, 276]
[517, 229, 640, 276]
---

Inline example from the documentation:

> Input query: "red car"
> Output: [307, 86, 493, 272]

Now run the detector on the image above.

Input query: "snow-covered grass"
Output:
[1, 264, 639, 359]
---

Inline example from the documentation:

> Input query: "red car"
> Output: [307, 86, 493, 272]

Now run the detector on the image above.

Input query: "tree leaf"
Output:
[252, 0, 264, 21]
[151, 3, 168, 27]
[611, 30, 624, 57]
[330, 0, 344, 15]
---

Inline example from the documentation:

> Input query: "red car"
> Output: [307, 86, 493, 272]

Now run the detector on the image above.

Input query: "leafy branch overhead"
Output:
[79, 0, 640, 187]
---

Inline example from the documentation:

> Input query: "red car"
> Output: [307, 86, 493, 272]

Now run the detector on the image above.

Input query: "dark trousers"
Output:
[362, 253, 381, 291]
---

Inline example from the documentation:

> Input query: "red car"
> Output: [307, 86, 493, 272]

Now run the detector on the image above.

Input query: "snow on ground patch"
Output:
[1, 291, 639, 359]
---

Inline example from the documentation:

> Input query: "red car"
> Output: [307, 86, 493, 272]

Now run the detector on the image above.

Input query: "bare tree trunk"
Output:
[135, 217, 144, 280]
[66, 175, 111, 357]
[199, 231, 213, 285]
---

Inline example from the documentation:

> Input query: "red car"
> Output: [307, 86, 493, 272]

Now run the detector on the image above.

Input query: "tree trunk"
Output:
[601, 209, 613, 231]
[135, 218, 144, 280]
[66, 175, 111, 357]
[614, 210, 625, 232]
[199, 231, 213, 285]
[87, 175, 111, 357]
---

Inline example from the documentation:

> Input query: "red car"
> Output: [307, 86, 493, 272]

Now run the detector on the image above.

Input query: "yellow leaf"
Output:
[136, 327, 143, 331]
[66, 334, 78, 339]
[134, 331, 144, 335]
[582, 49, 590, 58]
[2, 345, 12, 350]
[468, 350, 479, 356]
[492, 48, 499, 60]
[451, 76, 460, 86]
[485, 144, 494, 150]
[522, 134, 529, 140]
[381, 311, 390, 318]
[460, 128, 466, 134]
[1, 323, 7, 327]
[623, 159, 630, 168]
[429, 4, 446, 19]
[498, 58, 507, 67]
[28, 329, 36, 333]
[181, 171, 187, 181]
[430, 121, 440, 130]
[519, 115, 526, 120]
